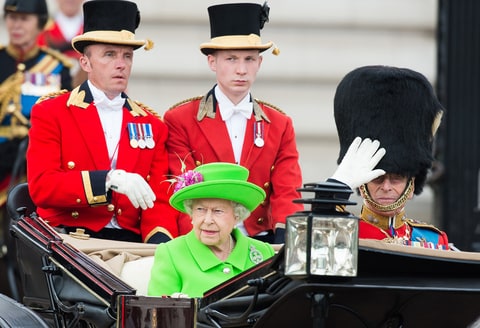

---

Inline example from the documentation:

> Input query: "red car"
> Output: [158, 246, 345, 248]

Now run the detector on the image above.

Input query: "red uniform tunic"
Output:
[37, 19, 82, 60]
[359, 206, 449, 250]
[164, 88, 304, 236]
[27, 82, 179, 242]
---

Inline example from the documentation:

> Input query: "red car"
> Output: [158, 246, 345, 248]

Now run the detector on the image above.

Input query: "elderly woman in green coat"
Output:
[147, 137, 386, 297]
[147, 162, 276, 298]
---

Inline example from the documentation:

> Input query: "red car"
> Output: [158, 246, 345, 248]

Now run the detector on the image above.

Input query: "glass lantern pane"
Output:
[333, 218, 358, 276]
[285, 216, 308, 276]
[310, 219, 334, 275]
[310, 216, 358, 276]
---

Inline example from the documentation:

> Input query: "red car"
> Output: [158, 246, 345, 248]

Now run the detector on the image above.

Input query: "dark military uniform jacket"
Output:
[0, 44, 72, 205]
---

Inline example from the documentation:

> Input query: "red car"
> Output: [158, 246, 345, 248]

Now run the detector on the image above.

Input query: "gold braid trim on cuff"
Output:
[144, 227, 173, 243]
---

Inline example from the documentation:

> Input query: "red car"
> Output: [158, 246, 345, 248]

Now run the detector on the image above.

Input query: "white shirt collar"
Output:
[88, 81, 124, 112]
[215, 86, 252, 121]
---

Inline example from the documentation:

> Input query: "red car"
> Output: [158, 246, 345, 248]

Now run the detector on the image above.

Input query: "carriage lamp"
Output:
[285, 181, 359, 278]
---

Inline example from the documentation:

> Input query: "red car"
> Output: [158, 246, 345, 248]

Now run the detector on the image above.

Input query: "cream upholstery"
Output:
[120, 256, 155, 296]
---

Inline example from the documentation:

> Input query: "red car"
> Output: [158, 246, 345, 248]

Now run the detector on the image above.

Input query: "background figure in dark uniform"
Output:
[0, 0, 71, 298]
[0, 0, 72, 203]
[334, 65, 450, 250]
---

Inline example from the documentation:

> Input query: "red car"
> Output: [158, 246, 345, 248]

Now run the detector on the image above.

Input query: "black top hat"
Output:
[72, 0, 152, 54]
[200, 2, 275, 55]
[334, 65, 444, 195]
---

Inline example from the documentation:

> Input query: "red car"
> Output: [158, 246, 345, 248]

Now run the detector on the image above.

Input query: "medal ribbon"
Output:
[253, 121, 264, 147]
[127, 123, 136, 141]
[144, 123, 152, 139]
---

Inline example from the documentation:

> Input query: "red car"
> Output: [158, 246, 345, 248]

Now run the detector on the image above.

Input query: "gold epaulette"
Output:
[406, 218, 443, 234]
[134, 100, 162, 120]
[168, 96, 203, 111]
[40, 46, 74, 68]
[254, 98, 286, 114]
[35, 89, 69, 104]
[0, 44, 5, 51]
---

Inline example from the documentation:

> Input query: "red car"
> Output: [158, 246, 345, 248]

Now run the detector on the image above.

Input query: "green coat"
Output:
[147, 228, 275, 298]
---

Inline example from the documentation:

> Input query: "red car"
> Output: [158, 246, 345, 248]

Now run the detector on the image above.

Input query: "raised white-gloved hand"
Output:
[330, 137, 386, 189]
[106, 169, 156, 210]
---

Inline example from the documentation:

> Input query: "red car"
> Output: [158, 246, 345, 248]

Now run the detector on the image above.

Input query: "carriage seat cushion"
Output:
[120, 256, 155, 296]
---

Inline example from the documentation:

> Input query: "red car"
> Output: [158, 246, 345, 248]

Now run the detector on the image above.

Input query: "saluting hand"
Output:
[330, 137, 386, 189]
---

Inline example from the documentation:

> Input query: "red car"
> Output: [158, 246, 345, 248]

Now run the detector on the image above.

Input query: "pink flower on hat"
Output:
[173, 170, 204, 193]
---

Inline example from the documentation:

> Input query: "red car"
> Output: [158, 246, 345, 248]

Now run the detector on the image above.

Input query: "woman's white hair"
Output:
[183, 199, 251, 221]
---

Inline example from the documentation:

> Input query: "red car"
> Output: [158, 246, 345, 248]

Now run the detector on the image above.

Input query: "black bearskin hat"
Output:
[334, 65, 444, 195]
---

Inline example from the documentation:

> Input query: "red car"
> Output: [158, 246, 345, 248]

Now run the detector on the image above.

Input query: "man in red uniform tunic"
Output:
[333, 65, 449, 250]
[164, 3, 303, 244]
[27, 0, 178, 243]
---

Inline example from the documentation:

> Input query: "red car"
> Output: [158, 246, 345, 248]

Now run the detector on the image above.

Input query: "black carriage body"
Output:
[197, 241, 480, 328]
[10, 213, 136, 327]
[6, 184, 480, 327]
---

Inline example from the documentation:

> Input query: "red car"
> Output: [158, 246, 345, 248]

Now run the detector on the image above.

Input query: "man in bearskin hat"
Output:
[163, 2, 303, 244]
[26, 0, 178, 243]
[333, 65, 449, 250]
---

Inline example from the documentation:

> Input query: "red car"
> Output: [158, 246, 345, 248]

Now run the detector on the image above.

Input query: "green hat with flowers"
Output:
[169, 162, 266, 214]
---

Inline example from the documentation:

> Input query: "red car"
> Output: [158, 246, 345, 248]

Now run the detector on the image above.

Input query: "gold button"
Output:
[263, 182, 270, 189]
[195, 160, 202, 167]
[76, 198, 81, 204]
[117, 209, 122, 216]
[146, 175, 151, 181]
[93, 197, 97, 202]
[67, 161, 75, 169]
[71, 211, 79, 218]
[257, 217, 264, 224]
[270, 165, 275, 171]
[107, 204, 115, 212]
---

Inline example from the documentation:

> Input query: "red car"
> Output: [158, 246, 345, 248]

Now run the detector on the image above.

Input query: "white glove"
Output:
[171, 292, 190, 298]
[330, 137, 386, 189]
[106, 169, 156, 210]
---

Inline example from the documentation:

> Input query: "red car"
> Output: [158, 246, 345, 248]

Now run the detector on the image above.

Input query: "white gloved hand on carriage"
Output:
[106, 169, 156, 210]
[330, 137, 386, 190]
